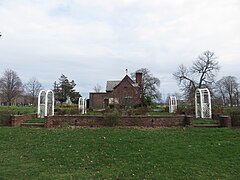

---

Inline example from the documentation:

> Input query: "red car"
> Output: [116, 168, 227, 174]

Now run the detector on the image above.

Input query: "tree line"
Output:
[0, 69, 80, 106]
[1, 51, 239, 108]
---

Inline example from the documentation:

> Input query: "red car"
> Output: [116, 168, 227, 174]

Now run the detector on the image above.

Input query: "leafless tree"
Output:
[93, 84, 103, 92]
[0, 69, 23, 106]
[214, 78, 227, 106]
[173, 50, 220, 102]
[215, 76, 239, 107]
[24, 77, 43, 106]
[131, 68, 161, 104]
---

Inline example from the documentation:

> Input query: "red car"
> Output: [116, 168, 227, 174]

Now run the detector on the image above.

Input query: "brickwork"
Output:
[89, 93, 106, 109]
[89, 75, 142, 109]
[11, 114, 37, 126]
[108, 76, 141, 107]
[45, 115, 189, 128]
[219, 115, 232, 128]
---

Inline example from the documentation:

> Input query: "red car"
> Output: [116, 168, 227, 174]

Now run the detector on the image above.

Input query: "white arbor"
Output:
[79, 97, 87, 114]
[195, 88, 212, 118]
[169, 96, 177, 113]
[37, 90, 55, 118]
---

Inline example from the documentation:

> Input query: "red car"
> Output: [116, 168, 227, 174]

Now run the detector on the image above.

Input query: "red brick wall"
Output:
[89, 92, 107, 109]
[109, 76, 141, 107]
[219, 115, 232, 128]
[45, 115, 191, 128]
[11, 114, 37, 126]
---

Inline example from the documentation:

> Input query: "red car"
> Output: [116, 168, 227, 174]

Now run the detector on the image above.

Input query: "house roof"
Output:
[106, 81, 121, 92]
[106, 75, 140, 92]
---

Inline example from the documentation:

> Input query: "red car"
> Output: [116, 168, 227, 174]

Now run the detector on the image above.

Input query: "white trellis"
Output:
[37, 90, 55, 118]
[169, 96, 177, 113]
[78, 97, 87, 114]
[195, 88, 212, 118]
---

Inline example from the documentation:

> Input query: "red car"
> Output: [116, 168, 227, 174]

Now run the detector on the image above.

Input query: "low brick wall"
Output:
[45, 115, 192, 128]
[219, 115, 232, 128]
[11, 114, 37, 126]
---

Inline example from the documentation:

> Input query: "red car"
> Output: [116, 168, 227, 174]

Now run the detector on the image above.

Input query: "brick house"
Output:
[89, 72, 143, 109]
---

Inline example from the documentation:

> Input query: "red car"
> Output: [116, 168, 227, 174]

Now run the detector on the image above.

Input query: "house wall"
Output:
[109, 77, 141, 107]
[90, 76, 141, 109]
[89, 92, 107, 109]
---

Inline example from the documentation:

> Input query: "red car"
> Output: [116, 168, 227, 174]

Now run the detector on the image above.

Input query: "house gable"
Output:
[89, 74, 142, 109]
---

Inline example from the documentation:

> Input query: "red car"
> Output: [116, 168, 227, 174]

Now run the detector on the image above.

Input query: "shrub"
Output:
[230, 112, 240, 126]
[0, 109, 12, 126]
[176, 106, 195, 115]
[54, 106, 79, 115]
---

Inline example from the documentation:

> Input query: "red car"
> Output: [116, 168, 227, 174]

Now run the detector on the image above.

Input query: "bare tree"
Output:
[0, 69, 23, 106]
[214, 78, 227, 106]
[93, 84, 103, 92]
[24, 77, 43, 106]
[215, 76, 239, 107]
[131, 68, 161, 105]
[173, 50, 220, 102]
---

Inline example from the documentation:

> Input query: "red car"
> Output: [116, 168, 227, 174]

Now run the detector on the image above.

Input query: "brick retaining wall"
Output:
[11, 114, 37, 126]
[45, 115, 192, 128]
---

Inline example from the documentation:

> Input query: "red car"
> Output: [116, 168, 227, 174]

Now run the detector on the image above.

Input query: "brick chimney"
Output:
[136, 71, 143, 86]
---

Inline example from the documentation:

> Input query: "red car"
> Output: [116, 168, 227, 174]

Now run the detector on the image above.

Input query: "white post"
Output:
[206, 88, 212, 118]
[37, 90, 46, 118]
[83, 97, 87, 114]
[44, 91, 48, 117]
[199, 90, 204, 118]
[169, 96, 177, 113]
[195, 91, 198, 118]
[79, 97, 87, 114]
[46, 90, 54, 116]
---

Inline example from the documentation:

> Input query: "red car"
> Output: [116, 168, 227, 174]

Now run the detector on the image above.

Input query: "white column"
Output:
[37, 90, 46, 118]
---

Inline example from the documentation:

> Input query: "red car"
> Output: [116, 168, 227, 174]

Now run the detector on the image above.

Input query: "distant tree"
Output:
[53, 74, 81, 105]
[131, 68, 161, 105]
[93, 84, 103, 92]
[24, 77, 43, 106]
[0, 69, 23, 106]
[215, 76, 239, 107]
[70, 91, 81, 104]
[173, 50, 220, 102]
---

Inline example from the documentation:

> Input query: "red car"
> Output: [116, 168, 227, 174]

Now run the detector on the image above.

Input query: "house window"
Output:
[109, 98, 119, 105]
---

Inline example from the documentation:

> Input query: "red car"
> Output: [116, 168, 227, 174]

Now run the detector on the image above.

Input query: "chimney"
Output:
[136, 71, 143, 86]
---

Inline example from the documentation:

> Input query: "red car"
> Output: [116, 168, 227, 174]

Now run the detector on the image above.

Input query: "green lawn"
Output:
[23, 118, 45, 123]
[0, 106, 37, 115]
[193, 118, 219, 125]
[0, 127, 240, 179]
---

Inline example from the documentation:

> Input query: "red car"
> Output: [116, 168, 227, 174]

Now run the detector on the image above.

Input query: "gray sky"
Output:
[0, 0, 240, 99]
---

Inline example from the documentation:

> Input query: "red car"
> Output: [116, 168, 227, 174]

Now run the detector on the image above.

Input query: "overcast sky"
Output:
[0, 0, 240, 99]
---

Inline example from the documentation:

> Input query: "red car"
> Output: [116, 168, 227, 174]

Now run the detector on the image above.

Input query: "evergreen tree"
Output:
[53, 74, 81, 105]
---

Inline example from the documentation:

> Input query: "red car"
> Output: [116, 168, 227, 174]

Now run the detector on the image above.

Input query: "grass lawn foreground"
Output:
[0, 127, 240, 179]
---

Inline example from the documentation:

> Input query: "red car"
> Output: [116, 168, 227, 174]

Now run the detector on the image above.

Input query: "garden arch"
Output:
[37, 90, 55, 118]
[169, 96, 177, 113]
[79, 97, 87, 114]
[195, 88, 212, 118]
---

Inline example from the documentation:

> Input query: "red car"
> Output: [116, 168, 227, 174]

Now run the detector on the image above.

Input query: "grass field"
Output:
[193, 118, 219, 125]
[0, 106, 37, 115]
[0, 127, 240, 179]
